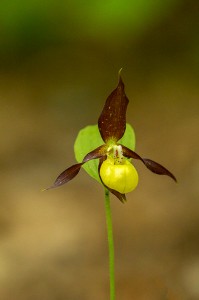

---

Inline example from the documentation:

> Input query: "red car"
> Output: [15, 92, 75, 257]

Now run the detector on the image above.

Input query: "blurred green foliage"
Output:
[0, 0, 179, 58]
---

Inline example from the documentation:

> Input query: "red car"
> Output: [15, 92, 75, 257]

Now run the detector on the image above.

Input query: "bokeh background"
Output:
[0, 0, 199, 299]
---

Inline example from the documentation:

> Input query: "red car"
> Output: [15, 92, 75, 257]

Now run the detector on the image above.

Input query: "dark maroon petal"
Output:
[83, 145, 106, 163]
[121, 145, 143, 161]
[98, 157, 126, 203]
[46, 146, 106, 190]
[98, 75, 129, 143]
[122, 145, 177, 182]
[142, 158, 177, 182]
[46, 163, 83, 190]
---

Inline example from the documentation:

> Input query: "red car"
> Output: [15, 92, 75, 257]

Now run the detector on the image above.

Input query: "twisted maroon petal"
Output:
[82, 145, 106, 163]
[122, 145, 177, 182]
[47, 146, 106, 190]
[46, 163, 83, 190]
[141, 158, 177, 182]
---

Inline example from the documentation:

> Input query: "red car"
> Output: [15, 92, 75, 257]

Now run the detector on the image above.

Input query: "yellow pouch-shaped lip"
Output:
[100, 157, 138, 194]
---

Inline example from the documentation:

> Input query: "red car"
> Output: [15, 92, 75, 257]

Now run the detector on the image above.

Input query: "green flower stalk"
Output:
[47, 72, 176, 300]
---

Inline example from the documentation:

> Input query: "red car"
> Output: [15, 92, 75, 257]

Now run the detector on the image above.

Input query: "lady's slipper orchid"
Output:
[48, 74, 176, 203]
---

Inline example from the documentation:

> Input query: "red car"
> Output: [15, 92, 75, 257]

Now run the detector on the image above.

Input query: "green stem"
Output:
[104, 188, 115, 300]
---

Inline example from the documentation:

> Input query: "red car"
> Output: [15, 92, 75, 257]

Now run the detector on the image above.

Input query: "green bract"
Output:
[74, 123, 136, 183]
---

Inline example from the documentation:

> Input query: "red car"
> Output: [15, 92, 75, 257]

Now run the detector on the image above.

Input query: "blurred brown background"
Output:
[0, 0, 199, 299]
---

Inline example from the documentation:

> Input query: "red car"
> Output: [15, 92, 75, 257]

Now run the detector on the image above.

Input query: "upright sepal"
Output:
[98, 76, 129, 143]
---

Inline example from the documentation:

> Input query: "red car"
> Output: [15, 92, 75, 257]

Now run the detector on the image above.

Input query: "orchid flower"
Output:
[48, 74, 176, 203]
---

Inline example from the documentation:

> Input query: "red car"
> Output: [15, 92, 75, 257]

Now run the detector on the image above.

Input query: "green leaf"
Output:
[74, 123, 136, 183]
[74, 124, 103, 183]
